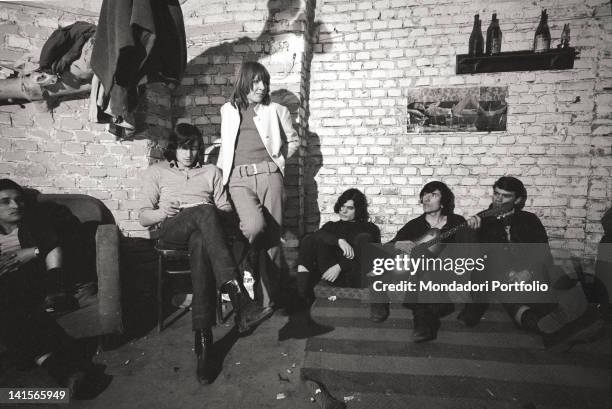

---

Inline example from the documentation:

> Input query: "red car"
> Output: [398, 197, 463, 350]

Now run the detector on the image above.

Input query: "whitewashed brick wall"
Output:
[1, 0, 610, 270]
[307, 0, 612, 268]
[0, 1, 165, 238]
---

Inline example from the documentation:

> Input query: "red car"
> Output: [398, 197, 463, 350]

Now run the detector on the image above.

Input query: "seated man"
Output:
[369, 181, 468, 343]
[463, 176, 603, 350]
[0, 179, 92, 397]
[296, 188, 380, 304]
[139, 123, 273, 384]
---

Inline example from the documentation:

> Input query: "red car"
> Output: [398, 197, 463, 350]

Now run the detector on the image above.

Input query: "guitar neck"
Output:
[425, 223, 467, 247]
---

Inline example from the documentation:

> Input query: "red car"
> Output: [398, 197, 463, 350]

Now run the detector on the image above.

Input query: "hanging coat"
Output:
[39, 21, 96, 74]
[90, 0, 186, 119]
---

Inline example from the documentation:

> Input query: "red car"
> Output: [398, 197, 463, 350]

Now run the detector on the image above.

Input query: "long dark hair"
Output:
[334, 188, 369, 222]
[493, 176, 527, 210]
[164, 123, 204, 164]
[230, 61, 271, 111]
[419, 181, 455, 215]
[0, 179, 24, 194]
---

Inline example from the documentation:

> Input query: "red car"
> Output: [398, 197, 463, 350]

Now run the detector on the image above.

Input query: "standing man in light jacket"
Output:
[217, 61, 299, 308]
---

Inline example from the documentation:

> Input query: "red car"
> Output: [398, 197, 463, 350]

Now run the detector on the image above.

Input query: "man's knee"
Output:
[189, 231, 203, 252]
[241, 217, 266, 243]
[192, 204, 217, 220]
[299, 233, 316, 249]
[354, 232, 374, 245]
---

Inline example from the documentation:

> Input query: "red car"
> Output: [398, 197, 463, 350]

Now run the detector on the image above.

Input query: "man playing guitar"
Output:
[463, 176, 603, 350]
[370, 181, 471, 342]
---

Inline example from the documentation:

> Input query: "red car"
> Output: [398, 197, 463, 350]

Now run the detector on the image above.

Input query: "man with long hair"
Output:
[217, 61, 299, 308]
[296, 188, 381, 303]
[139, 123, 273, 384]
[369, 181, 467, 343]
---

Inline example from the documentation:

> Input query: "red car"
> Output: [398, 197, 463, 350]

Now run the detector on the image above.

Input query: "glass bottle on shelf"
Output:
[486, 13, 502, 55]
[559, 23, 570, 48]
[468, 14, 484, 56]
[533, 9, 551, 53]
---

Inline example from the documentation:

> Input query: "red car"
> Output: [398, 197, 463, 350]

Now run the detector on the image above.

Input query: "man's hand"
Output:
[322, 264, 341, 283]
[394, 240, 415, 253]
[160, 201, 181, 219]
[338, 239, 354, 259]
[0, 248, 40, 277]
[467, 215, 481, 230]
[508, 269, 533, 284]
[0, 252, 19, 277]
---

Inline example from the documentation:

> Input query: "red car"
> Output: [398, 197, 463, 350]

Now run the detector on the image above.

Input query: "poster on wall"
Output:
[407, 86, 508, 133]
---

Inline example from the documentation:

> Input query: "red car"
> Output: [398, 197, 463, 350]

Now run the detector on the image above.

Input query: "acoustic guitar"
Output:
[394, 202, 515, 258]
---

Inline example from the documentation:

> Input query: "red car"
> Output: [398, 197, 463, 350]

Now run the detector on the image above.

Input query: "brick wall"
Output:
[307, 0, 612, 268]
[0, 0, 311, 251]
[0, 1, 171, 238]
[1, 0, 610, 271]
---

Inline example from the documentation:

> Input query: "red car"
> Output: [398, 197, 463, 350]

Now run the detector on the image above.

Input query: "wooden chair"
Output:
[155, 246, 232, 332]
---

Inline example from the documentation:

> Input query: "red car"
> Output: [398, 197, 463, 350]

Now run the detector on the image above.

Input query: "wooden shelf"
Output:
[456, 48, 578, 74]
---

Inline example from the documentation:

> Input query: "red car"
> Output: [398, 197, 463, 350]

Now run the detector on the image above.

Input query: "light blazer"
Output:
[217, 101, 299, 185]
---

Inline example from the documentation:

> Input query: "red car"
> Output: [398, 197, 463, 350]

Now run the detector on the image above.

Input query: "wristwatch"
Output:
[33, 247, 40, 257]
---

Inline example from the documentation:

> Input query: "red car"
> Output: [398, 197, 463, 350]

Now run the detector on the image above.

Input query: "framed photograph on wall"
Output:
[407, 86, 508, 133]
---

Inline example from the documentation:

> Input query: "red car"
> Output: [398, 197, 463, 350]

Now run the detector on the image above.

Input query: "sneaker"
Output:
[243, 270, 255, 300]
[171, 293, 193, 309]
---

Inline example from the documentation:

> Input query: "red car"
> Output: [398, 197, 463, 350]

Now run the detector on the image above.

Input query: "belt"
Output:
[233, 161, 279, 177]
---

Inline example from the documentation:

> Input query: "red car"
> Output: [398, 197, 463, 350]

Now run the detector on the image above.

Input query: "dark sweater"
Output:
[316, 220, 381, 246]
[234, 104, 270, 166]
[478, 209, 553, 277]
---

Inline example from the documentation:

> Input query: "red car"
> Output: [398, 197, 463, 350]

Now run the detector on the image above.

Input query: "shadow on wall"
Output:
[172, 0, 329, 244]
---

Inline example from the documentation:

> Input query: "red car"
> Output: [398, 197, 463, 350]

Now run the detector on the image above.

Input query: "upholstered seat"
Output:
[32, 193, 123, 339]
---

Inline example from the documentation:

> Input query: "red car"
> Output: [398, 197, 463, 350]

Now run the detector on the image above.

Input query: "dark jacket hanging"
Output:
[90, 0, 186, 118]
[39, 21, 97, 74]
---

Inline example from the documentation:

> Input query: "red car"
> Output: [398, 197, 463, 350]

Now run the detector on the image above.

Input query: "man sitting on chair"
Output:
[0, 179, 94, 397]
[139, 123, 273, 384]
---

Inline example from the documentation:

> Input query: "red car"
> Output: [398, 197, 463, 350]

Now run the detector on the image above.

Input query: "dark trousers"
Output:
[158, 205, 237, 330]
[0, 260, 72, 362]
[296, 232, 374, 298]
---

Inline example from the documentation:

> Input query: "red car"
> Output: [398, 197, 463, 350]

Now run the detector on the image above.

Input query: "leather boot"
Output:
[44, 267, 78, 315]
[194, 328, 214, 385]
[222, 280, 274, 334]
[42, 351, 89, 398]
[457, 303, 488, 327]
[369, 302, 390, 322]
[412, 305, 440, 343]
